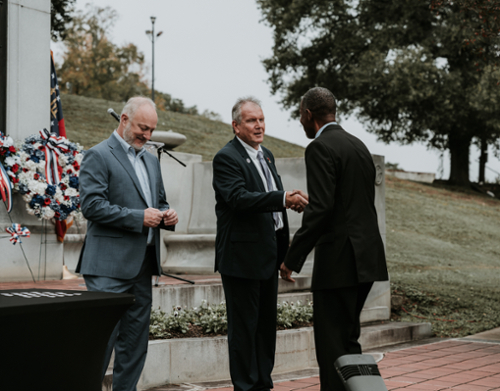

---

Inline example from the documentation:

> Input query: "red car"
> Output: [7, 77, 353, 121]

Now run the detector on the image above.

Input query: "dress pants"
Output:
[313, 282, 373, 391]
[221, 272, 279, 391]
[84, 246, 155, 391]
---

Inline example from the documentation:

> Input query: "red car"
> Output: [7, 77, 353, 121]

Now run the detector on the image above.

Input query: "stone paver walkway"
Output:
[168, 339, 500, 391]
[3, 280, 499, 390]
[380, 340, 500, 390]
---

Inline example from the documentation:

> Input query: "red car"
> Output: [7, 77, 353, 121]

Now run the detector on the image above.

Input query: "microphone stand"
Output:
[108, 108, 194, 285]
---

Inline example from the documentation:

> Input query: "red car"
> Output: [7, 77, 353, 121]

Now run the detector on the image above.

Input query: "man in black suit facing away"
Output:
[212, 97, 308, 391]
[280, 87, 388, 391]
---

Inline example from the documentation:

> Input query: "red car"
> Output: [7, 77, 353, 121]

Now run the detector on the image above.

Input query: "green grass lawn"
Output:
[61, 93, 305, 161]
[386, 176, 500, 337]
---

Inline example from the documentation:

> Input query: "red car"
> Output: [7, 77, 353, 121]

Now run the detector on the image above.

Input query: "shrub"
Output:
[150, 300, 314, 338]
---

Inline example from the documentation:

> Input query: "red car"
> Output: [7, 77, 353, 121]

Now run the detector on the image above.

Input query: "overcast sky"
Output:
[52, 0, 500, 182]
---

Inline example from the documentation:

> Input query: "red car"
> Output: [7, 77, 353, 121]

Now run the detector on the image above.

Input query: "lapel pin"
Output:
[246, 158, 251, 163]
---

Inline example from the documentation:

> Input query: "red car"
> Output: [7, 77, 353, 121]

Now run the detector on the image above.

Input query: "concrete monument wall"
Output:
[161, 153, 390, 323]
[0, 0, 63, 281]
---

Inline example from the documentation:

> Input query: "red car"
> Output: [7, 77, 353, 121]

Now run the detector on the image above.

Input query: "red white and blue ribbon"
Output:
[0, 162, 12, 213]
[39, 128, 70, 185]
[5, 224, 30, 245]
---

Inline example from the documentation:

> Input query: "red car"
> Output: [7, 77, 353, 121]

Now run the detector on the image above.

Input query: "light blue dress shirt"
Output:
[113, 130, 154, 244]
[315, 121, 338, 139]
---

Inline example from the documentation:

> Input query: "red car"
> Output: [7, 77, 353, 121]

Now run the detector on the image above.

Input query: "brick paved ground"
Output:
[147, 339, 500, 391]
[252, 340, 500, 391]
[2, 280, 499, 390]
[380, 340, 500, 390]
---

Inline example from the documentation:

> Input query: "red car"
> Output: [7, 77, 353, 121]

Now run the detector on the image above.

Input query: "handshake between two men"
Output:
[285, 189, 309, 213]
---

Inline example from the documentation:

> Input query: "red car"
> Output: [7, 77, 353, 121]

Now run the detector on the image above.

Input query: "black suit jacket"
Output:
[284, 124, 388, 290]
[212, 137, 290, 280]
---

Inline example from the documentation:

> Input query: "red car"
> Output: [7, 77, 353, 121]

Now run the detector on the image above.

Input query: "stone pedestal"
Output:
[0, 0, 61, 281]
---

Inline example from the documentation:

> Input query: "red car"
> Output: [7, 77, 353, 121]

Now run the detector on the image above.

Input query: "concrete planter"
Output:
[137, 321, 432, 390]
[138, 327, 317, 389]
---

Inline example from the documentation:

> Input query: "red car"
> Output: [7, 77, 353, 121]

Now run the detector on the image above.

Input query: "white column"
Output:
[6, 0, 50, 140]
[0, 0, 62, 282]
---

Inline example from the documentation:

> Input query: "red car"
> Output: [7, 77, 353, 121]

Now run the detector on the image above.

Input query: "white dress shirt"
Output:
[315, 121, 338, 139]
[236, 137, 285, 230]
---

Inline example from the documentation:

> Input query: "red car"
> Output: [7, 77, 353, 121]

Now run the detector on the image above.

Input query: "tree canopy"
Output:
[57, 6, 149, 102]
[257, 0, 500, 185]
[51, 0, 75, 41]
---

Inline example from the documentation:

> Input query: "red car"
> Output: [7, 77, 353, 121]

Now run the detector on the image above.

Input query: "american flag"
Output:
[50, 51, 70, 242]
[50, 51, 66, 138]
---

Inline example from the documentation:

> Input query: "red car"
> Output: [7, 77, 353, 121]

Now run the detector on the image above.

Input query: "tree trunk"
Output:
[448, 133, 471, 186]
[478, 137, 488, 184]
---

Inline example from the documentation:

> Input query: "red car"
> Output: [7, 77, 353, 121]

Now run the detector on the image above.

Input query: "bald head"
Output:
[121, 96, 157, 121]
[117, 96, 158, 150]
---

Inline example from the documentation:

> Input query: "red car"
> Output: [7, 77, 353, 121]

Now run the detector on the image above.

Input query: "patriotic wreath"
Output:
[1, 129, 85, 221]
[0, 132, 16, 212]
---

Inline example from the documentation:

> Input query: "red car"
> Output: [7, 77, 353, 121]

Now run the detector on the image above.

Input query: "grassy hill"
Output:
[61, 94, 305, 161]
[61, 94, 500, 337]
[386, 176, 500, 337]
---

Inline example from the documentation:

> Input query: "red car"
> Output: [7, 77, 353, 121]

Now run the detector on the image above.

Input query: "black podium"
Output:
[0, 289, 135, 391]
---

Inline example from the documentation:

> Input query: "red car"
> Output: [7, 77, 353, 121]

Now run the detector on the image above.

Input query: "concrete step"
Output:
[102, 321, 432, 390]
[152, 275, 312, 312]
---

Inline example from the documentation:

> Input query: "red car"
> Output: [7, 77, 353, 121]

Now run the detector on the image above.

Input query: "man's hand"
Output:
[144, 208, 164, 227]
[280, 262, 296, 282]
[291, 189, 309, 202]
[285, 191, 308, 213]
[162, 208, 178, 226]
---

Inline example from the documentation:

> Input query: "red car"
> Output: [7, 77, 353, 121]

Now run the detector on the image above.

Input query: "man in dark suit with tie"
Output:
[77, 97, 178, 391]
[280, 87, 388, 391]
[212, 97, 308, 391]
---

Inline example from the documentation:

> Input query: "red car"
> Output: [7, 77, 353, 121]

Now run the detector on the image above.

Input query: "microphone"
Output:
[107, 108, 120, 122]
[106, 107, 186, 167]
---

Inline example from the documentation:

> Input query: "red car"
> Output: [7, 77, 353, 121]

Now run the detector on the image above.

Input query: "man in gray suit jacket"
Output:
[77, 96, 178, 391]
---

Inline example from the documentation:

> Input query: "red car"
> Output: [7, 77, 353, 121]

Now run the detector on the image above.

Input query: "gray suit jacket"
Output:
[76, 133, 172, 279]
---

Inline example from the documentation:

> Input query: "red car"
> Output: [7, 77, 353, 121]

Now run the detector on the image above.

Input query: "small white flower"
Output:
[18, 151, 29, 161]
[58, 155, 68, 166]
[5, 156, 17, 166]
[22, 194, 33, 203]
[42, 207, 55, 219]
[25, 160, 39, 171]
[65, 188, 78, 197]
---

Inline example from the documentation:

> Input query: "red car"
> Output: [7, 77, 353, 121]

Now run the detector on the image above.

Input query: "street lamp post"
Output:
[146, 17, 163, 103]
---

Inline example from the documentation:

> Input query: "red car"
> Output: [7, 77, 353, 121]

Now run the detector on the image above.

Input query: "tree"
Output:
[257, 0, 500, 185]
[51, 0, 75, 41]
[57, 5, 150, 102]
[431, 0, 500, 65]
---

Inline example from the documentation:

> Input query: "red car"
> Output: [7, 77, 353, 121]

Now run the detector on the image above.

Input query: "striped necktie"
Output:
[257, 150, 279, 227]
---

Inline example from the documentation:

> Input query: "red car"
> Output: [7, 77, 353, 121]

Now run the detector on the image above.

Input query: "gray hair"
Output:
[232, 96, 262, 124]
[121, 96, 156, 120]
